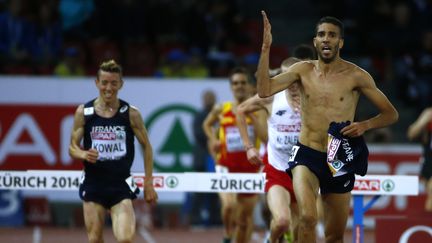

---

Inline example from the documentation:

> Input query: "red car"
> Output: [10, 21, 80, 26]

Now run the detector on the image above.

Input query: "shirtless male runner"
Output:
[256, 11, 398, 243]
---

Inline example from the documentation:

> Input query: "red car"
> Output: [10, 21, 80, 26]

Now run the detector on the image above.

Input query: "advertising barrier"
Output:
[0, 170, 417, 196]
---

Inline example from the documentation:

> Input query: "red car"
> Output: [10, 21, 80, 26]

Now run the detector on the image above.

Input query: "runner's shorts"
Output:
[288, 143, 355, 194]
[79, 175, 139, 209]
[263, 162, 296, 202]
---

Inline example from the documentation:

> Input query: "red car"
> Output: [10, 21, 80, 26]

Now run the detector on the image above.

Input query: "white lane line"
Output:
[32, 226, 41, 243]
[138, 226, 156, 243]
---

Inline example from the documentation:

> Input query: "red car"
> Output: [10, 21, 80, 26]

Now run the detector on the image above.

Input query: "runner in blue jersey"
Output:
[69, 60, 157, 243]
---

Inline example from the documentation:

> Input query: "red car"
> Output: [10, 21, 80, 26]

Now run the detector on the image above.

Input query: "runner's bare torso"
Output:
[270, 58, 371, 152]
[296, 59, 362, 151]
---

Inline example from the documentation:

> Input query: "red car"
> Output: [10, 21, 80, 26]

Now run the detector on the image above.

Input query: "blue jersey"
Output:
[83, 99, 135, 182]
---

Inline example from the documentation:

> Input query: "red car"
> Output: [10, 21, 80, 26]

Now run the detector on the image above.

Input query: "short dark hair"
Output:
[292, 44, 316, 60]
[97, 59, 123, 79]
[280, 57, 301, 70]
[316, 16, 344, 38]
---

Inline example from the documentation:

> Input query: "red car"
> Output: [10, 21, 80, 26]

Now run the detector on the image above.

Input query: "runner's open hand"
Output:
[261, 10, 272, 51]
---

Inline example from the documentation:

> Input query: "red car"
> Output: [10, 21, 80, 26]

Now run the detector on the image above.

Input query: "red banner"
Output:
[0, 105, 82, 170]
[376, 217, 432, 243]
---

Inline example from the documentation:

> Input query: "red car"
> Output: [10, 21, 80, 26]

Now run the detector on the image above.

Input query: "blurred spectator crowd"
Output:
[0, 0, 266, 77]
[0, 0, 432, 111]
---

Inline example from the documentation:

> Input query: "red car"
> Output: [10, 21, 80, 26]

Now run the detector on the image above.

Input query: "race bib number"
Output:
[225, 126, 254, 152]
[91, 130, 127, 160]
[288, 145, 300, 162]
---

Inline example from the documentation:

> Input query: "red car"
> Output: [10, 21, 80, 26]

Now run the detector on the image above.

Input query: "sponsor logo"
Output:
[327, 135, 341, 161]
[353, 179, 380, 191]
[166, 176, 179, 188]
[153, 177, 164, 187]
[276, 124, 301, 132]
[91, 132, 116, 140]
[275, 110, 286, 116]
[344, 180, 351, 187]
[133, 176, 164, 188]
[332, 160, 343, 170]
[145, 105, 197, 172]
[382, 179, 395, 192]
[119, 105, 128, 113]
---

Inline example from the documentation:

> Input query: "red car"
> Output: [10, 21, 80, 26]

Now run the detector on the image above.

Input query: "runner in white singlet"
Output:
[236, 57, 301, 243]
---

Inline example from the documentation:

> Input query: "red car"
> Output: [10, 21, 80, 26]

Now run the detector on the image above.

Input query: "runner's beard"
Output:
[319, 45, 339, 64]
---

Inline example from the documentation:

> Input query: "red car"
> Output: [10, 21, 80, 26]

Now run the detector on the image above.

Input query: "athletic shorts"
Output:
[263, 162, 296, 202]
[79, 175, 139, 209]
[220, 161, 261, 173]
[288, 143, 355, 194]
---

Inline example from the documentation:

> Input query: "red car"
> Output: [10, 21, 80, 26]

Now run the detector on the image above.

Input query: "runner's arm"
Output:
[203, 104, 222, 161]
[69, 105, 98, 163]
[407, 108, 432, 140]
[342, 71, 398, 137]
[256, 10, 300, 98]
[130, 106, 158, 204]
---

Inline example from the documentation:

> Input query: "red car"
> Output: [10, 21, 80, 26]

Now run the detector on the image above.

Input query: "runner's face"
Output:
[314, 23, 343, 63]
[96, 71, 123, 103]
[230, 73, 249, 101]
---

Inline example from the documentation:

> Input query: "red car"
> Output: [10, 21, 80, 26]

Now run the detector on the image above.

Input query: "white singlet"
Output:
[267, 91, 301, 171]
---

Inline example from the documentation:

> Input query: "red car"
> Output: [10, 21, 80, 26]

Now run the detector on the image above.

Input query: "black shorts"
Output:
[288, 143, 355, 194]
[79, 175, 139, 209]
